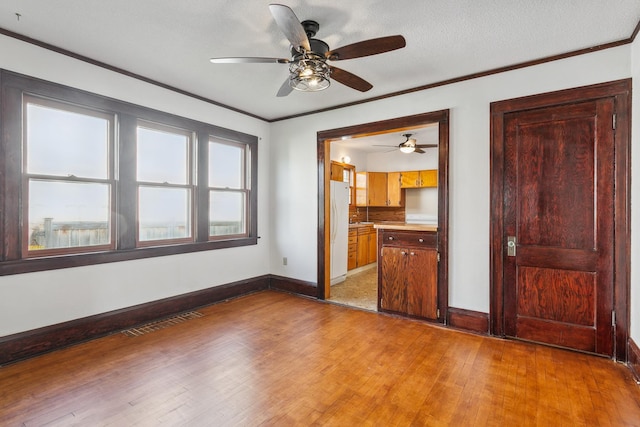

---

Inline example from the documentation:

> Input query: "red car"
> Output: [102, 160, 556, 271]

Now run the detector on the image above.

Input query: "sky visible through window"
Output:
[27, 104, 246, 229]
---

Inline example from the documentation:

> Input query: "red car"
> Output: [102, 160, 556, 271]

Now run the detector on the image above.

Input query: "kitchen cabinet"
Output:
[330, 162, 344, 181]
[386, 171, 404, 207]
[356, 172, 388, 207]
[347, 228, 357, 270]
[356, 225, 377, 267]
[378, 229, 438, 320]
[400, 170, 437, 188]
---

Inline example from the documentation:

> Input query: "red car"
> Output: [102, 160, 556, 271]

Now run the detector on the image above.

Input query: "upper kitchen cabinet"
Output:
[400, 170, 438, 188]
[356, 171, 388, 207]
[387, 172, 404, 207]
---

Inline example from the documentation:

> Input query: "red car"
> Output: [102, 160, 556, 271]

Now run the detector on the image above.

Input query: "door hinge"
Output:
[437, 308, 440, 318]
[612, 310, 616, 327]
[613, 113, 617, 130]
[437, 252, 440, 262]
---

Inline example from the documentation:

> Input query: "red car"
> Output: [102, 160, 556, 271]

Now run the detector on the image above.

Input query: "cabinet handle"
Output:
[388, 236, 394, 240]
[401, 251, 407, 256]
[418, 238, 424, 243]
[410, 252, 415, 256]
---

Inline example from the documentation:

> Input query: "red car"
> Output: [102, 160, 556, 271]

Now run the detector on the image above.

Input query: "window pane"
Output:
[139, 186, 191, 241]
[28, 180, 110, 250]
[209, 191, 245, 236]
[26, 103, 109, 179]
[137, 126, 189, 184]
[209, 141, 244, 188]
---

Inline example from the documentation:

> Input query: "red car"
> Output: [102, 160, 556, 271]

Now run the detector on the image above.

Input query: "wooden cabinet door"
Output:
[379, 246, 406, 313]
[330, 162, 344, 181]
[367, 229, 377, 264]
[367, 172, 388, 206]
[400, 171, 420, 188]
[419, 170, 438, 187]
[355, 172, 367, 206]
[386, 172, 404, 206]
[406, 248, 438, 319]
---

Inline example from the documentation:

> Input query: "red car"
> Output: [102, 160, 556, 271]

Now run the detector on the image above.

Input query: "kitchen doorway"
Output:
[317, 110, 450, 322]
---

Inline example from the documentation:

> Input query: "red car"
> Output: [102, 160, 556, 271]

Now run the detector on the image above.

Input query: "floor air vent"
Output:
[121, 311, 204, 337]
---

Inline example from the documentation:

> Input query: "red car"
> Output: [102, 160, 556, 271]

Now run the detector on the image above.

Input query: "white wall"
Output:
[0, 34, 272, 337]
[1, 31, 637, 344]
[270, 46, 632, 314]
[631, 37, 640, 345]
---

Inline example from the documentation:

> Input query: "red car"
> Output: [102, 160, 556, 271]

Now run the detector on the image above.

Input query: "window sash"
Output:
[22, 96, 116, 257]
[0, 70, 258, 275]
[208, 139, 251, 239]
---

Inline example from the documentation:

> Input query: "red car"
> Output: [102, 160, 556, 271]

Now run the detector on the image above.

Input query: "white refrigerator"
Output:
[330, 180, 350, 285]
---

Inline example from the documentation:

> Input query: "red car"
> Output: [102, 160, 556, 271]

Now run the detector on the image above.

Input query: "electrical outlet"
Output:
[283, 257, 287, 266]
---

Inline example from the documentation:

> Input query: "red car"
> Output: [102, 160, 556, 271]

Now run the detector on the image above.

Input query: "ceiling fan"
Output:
[210, 4, 406, 97]
[374, 134, 437, 154]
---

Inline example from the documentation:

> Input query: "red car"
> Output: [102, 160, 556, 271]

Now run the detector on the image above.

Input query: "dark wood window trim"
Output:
[0, 70, 258, 276]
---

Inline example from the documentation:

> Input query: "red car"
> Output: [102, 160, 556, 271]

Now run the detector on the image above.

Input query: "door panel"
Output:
[503, 99, 614, 356]
[407, 249, 438, 319]
[379, 246, 406, 312]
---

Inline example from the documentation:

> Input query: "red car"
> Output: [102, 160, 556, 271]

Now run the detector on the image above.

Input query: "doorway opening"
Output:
[317, 110, 450, 321]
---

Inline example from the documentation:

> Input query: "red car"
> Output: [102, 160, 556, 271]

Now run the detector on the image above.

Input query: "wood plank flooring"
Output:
[1, 290, 639, 426]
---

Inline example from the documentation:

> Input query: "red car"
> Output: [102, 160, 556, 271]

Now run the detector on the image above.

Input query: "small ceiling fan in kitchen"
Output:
[374, 134, 438, 154]
[209, 4, 406, 96]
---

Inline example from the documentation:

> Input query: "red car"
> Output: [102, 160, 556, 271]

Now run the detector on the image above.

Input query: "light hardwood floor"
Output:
[1, 290, 639, 426]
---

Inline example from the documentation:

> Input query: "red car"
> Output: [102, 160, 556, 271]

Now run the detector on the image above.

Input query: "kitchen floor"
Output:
[328, 264, 377, 311]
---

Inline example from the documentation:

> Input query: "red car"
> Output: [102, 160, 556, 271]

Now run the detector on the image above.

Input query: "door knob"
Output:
[507, 236, 516, 257]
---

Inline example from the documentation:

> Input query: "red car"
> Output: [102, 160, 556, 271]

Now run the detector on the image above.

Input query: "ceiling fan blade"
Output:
[330, 66, 373, 92]
[415, 144, 438, 148]
[372, 145, 399, 147]
[269, 4, 311, 52]
[210, 57, 289, 64]
[326, 35, 406, 61]
[414, 148, 426, 154]
[276, 77, 293, 97]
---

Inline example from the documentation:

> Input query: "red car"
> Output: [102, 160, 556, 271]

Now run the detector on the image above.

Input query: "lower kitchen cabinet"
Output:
[378, 229, 438, 320]
[356, 225, 377, 268]
[347, 229, 357, 270]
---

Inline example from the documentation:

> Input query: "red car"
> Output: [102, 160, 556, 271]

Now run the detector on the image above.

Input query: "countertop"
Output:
[374, 222, 438, 232]
[348, 221, 438, 232]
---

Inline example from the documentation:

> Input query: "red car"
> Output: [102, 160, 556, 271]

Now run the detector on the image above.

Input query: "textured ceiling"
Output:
[0, 1, 639, 121]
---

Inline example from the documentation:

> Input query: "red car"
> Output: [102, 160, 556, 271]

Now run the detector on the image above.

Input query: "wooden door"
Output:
[367, 229, 377, 264]
[502, 99, 614, 355]
[379, 246, 406, 312]
[387, 172, 403, 206]
[419, 170, 438, 187]
[406, 248, 438, 319]
[368, 172, 388, 206]
[400, 171, 420, 188]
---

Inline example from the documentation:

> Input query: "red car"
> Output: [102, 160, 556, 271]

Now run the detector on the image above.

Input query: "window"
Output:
[137, 123, 194, 245]
[23, 96, 115, 255]
[209, 139, 250, 238]
[0, 71, 258, 275]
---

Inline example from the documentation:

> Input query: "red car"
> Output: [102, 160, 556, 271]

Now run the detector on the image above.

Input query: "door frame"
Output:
[317, 110, 449, 322]
[490, 79, 631, 361]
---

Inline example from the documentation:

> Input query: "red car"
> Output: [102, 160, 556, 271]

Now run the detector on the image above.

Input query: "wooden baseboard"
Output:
[269, 275, 317, 297]
[628, 338, 640, 383]
[446, 307, 489, 335]
[0, 276, 270, 365]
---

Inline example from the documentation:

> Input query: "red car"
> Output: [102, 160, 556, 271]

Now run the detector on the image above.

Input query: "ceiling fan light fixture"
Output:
[400, 145, 415, 153]
[289, 54, 330, 92]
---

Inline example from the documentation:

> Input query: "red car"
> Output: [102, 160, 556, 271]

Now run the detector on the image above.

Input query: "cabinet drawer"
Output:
[348, 234, 358, 245]
[357, 225, 374, 236]
[380, 230, 437, 248]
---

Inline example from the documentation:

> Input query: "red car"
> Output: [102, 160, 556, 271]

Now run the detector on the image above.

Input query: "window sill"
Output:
[0, 237, 258, 276]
